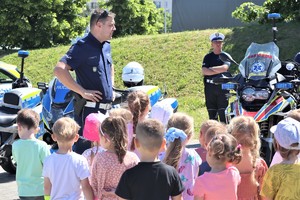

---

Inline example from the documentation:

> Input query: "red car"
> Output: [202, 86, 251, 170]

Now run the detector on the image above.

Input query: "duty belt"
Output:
[85, 101, 112, 110]
[205, 79, 214, 84]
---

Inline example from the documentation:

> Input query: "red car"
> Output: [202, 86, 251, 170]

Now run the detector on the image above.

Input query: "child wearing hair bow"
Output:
[163, 112, 201, 200]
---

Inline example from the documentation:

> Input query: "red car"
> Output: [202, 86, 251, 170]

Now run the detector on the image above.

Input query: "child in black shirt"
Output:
[116, 119, 184, 200]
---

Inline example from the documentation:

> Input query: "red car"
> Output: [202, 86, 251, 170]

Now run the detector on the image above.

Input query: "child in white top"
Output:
[163, 112, 201, 200]
[193, 133, 242, 200]
[43, 117, 93, 200]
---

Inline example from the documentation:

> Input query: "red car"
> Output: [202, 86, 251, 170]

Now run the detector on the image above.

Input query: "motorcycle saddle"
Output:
[0, 106, 19, 127]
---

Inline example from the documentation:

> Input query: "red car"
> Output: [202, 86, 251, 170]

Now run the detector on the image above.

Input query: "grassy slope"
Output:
[1, 21, 300, 138]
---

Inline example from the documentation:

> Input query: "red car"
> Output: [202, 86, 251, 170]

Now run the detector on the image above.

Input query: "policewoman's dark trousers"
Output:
[204, 82, 228, 123]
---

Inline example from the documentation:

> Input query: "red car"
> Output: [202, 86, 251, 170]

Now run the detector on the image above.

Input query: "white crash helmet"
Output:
[122, 61, 144, 87]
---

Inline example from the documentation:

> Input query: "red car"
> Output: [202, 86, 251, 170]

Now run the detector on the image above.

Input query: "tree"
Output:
[0, 0, 88, 49]
[103, 0, 164, 37]
[232, 0, 300, 24]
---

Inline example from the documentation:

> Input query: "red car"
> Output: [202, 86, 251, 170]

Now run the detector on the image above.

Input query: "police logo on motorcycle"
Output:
[251, 61, 265, 73]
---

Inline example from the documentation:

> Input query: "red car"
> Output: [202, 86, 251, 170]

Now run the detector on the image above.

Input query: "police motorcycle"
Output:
[37, 61, 178, 139]
[214, 42, 300, 165]
[0, 61, 32, 102]
[0, 51, 45, 174]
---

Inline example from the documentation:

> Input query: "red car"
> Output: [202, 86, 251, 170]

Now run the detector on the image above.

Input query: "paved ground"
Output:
[0, 166, 19, 200]
[0, 141, 199, 200]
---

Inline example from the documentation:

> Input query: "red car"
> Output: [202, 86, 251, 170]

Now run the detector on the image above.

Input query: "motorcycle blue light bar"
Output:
[275, 82, 293, 89]
[18, 50, 29, 58]
[268, 13, 281, 19]
[222, 83, 236, 90]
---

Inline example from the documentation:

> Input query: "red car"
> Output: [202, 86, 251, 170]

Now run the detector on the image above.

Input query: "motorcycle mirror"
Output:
[219, 52, 239, 65]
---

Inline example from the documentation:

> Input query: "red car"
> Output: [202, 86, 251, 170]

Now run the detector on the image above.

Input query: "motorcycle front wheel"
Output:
[0, 145, 16, 174]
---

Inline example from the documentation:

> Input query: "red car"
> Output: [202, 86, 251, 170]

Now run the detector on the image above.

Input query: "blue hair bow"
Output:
[165, 127, 187, 143]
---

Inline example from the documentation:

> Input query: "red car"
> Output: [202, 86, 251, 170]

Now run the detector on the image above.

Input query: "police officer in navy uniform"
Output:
[54, 9, 116, 153]
[202, 33, 231, 123]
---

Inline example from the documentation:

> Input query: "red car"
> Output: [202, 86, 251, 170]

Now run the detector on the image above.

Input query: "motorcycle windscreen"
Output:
[239, 42, 281, 80]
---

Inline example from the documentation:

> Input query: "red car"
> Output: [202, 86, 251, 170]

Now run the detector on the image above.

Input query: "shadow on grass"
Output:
[0, 49, 18, 59]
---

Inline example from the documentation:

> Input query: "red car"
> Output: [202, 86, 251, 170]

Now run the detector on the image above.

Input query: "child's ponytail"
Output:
[163, 127, 187, 169]
[130, 99, 140, 151]
[208, 134, 242, 164]
[101, 116, 127, 164]
[127, 91, 150, 151]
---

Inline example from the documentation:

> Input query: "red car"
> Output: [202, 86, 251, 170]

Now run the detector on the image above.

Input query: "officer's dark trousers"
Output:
[74, 107, 106, 154]
[204, 83, 228, 123]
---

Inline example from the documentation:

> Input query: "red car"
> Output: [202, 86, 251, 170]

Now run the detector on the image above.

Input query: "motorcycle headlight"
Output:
[242, 87, 255, 102]
[255, 89, 270, 100]
[242, 87, 269, 102]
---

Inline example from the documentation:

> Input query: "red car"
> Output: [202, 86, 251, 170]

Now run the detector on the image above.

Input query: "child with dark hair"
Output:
[260, 117, 300, 200]
[116, 119, 184, 200]
[127, 90, 150, 152]
[90, 116, 139, 199]
[12, 109, 51, 200]
[193, 133, 242, 200]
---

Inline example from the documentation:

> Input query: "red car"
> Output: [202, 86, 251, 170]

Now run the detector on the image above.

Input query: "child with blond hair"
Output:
[12, 109, 51, 200]
[198, 125, 227, 175]
[43, 117, 93, 200]
[193, 133, 242, 200]
[260, 117, 300, 199]
[90, 116, 139, 199]
[228, 116, 268, 200]
[109, 108, 133, 123]
[195, 120, 223, 161]
[116, 119, 184, 200]
[270, 109, 300, 166]
[163, 112, 201, 200]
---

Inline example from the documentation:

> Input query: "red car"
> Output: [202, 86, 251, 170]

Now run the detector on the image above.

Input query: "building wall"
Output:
[172, 0, 265, 32]
[87, 0, 99, 10]
[153, 0, 172, 13]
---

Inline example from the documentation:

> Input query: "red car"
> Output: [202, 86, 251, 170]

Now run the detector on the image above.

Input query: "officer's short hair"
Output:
[90, 9, 115, 27]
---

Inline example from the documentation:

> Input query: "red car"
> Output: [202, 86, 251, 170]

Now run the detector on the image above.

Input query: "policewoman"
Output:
[54, 9, 116, 154]
[202, 33, 231, 123]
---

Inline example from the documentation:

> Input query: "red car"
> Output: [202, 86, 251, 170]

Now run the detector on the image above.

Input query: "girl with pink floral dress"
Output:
[90, 116, 139, 200]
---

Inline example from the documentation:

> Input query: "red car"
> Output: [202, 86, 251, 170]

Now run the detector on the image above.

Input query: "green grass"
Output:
[1, 21, 300, 139]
